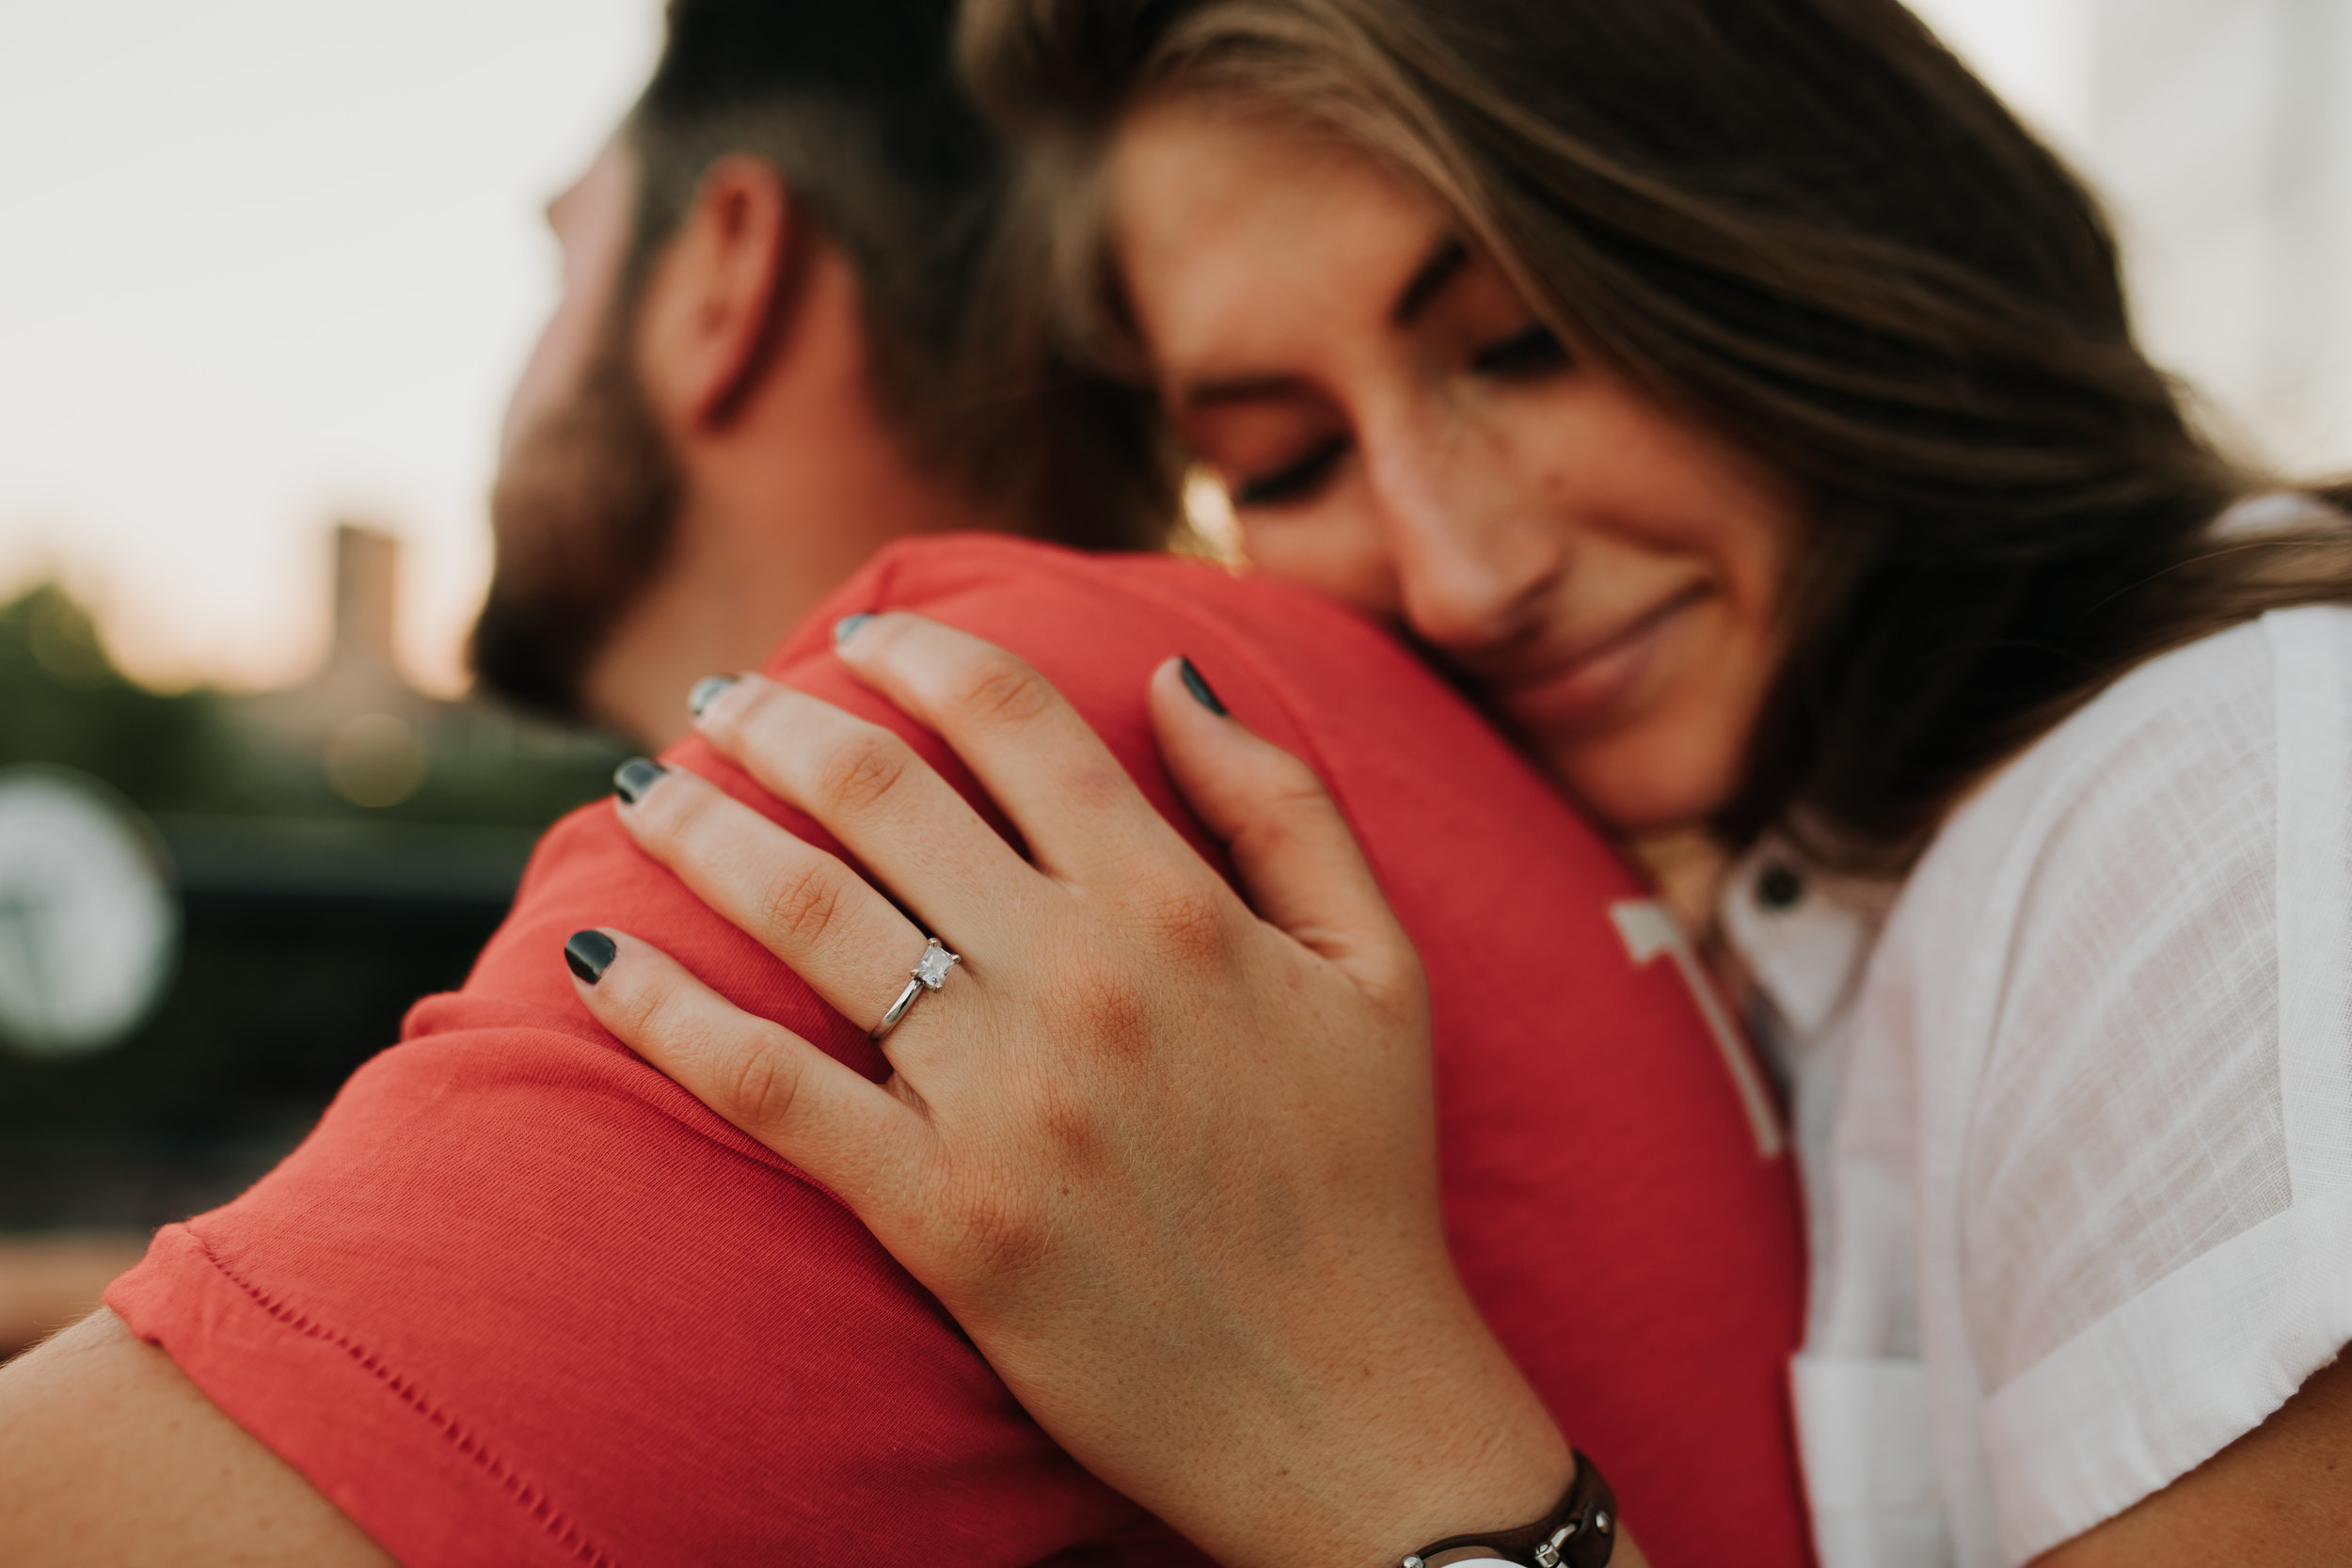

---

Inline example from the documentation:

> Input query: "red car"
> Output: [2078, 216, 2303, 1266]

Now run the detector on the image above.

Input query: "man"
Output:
[0, 2, 1809, 1562]
[466, 0, 1163, 745]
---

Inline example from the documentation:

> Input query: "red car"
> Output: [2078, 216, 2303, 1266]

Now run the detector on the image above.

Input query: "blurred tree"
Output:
[0, 579, 629, 1230]
[0, 586, 237, 813]
[0, 579, 624, 826]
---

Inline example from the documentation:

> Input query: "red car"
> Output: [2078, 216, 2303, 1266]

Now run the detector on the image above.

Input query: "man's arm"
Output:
[0, 1309, 390, 1568]
[0, 1233, 149, 1357]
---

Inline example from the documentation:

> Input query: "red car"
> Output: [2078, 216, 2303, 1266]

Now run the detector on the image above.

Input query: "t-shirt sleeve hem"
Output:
[1980, 1188, 2352, 1564]
[106, 1224, 621, 1568]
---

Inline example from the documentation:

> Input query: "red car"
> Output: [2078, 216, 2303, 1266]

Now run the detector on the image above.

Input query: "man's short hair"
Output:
[626, 0, 1174, 551]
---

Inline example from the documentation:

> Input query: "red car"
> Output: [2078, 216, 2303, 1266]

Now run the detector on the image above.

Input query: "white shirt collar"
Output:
[1717, 834, 1893, 1048]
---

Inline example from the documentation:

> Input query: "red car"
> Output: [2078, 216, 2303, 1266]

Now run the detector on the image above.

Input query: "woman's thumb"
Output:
[1147, 657, 1415, 995]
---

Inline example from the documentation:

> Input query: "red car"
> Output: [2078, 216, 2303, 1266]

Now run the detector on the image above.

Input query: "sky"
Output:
[0, 1, 2087, 697]
[0, 1, 660, 693]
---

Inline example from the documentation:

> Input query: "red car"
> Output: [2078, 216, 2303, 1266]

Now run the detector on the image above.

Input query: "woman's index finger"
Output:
[832, 612, 1188, 884]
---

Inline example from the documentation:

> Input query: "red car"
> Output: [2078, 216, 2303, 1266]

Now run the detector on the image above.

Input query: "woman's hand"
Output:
[567, 613, 1593, 1567]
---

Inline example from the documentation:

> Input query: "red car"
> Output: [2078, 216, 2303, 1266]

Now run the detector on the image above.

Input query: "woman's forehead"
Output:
[1105, 100, 1455, 380]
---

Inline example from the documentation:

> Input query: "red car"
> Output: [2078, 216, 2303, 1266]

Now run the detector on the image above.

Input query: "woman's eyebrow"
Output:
[1391, 238, 1470, 325]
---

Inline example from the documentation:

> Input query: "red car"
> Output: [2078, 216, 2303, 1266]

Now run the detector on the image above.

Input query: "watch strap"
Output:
[1399, 1449, 1617, 1568]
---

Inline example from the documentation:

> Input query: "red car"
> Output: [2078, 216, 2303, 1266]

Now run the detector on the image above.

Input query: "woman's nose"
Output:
[1371, 439, 1563, 653]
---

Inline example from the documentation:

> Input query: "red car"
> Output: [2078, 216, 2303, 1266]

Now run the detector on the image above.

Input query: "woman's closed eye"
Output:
[1470, 322, 1572, 380]
[1232, 434, 1351, 510]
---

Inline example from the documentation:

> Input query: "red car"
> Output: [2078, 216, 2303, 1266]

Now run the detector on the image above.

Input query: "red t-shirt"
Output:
[110, 538, 1810, 1568]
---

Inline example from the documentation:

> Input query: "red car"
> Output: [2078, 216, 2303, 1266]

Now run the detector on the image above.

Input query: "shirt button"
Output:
[1756, 862, 1804, 911]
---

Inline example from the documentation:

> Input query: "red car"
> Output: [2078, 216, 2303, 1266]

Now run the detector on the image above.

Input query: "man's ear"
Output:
[634, 155, 796, 433]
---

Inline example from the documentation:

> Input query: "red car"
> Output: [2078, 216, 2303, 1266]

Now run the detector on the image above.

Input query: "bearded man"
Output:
[469, 1, 1161, 744]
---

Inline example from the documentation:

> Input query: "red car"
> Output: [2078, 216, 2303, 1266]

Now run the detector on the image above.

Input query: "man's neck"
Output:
[581, 447, 991, 750]
[580, 236, 1011, 749]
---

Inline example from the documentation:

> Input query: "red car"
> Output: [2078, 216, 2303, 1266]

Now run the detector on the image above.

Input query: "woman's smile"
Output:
[1476, 580, 1716, 736]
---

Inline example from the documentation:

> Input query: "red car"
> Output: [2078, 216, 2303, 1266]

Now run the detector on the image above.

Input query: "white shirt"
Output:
[1721, 571, 2352, 1564]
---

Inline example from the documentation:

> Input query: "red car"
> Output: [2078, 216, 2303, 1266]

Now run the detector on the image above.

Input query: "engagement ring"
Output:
[869, 938, 960, 1041]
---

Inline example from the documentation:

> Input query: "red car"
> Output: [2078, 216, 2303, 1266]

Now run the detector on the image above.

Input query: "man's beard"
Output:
[470, 334, 682, 722]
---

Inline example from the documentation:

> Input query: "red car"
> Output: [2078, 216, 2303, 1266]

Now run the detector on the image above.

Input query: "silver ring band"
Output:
[868, 937, 960, 1041]
[871, 978, 926, 1040]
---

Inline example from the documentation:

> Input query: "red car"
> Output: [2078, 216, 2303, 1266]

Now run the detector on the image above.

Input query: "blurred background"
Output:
[1, 0, 2348, 1349]
[0, 0, 655, 1349]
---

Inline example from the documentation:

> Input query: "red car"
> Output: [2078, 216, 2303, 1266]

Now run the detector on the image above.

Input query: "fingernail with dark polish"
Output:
[1178, 657, 1228, 716]
[834, 612, 876, 647]
[564, 929, 617, 985]
[688, 674, 738, 719]
[613, 756, 668, 805]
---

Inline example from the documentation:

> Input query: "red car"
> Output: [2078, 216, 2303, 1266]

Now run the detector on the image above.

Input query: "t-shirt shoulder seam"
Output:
[178, 1228, 623, 1568]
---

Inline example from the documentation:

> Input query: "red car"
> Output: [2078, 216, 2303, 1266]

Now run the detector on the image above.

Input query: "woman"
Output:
[562, 0, 2352, 1563]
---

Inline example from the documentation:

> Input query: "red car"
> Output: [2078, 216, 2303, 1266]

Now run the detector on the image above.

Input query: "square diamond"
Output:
[914, 942, 959, 990]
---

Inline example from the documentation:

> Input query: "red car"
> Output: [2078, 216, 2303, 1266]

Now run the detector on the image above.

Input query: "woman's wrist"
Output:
[1327, 1335, 1577, 1567]
[1179, 1288, 1579, 1568]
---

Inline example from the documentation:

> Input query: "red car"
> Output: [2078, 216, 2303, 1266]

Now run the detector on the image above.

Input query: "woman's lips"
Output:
[1485, 584, 1708, 733]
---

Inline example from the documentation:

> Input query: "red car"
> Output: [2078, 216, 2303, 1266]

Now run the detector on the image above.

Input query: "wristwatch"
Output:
[1399, 1449, 1617, 1568]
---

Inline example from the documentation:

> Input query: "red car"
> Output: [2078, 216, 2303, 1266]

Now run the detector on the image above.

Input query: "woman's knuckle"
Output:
[815, 729, 912, 816]
[1234, 805, 1319, 871]
[950, 651, 1055, 728]
[1264, 752, 1330, 805]
[1051, 957, 1156, 1054]
[756, 859, 849, 946]
[1062, 757, 1136, 815]
[722, 1040, 801, 1132]
[1030, 1078, 1107, 1162]
[608, 976, 666, 1041]
[1375, 945, 1430, 1014]
[1137, 876, 1232, 963]
[955, 1179, 1049, 1275]
[1264, 772, 1339, 833]
[629, 983, 708, 1059]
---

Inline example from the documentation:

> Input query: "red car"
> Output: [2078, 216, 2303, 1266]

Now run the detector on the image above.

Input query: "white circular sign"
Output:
[0, 768, 179, 1059]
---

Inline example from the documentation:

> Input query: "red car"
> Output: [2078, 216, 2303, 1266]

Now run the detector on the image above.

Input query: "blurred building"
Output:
[2085, 0, 2352, 474]
[242, 522, 438, 810]
[260, 523, 417, 729]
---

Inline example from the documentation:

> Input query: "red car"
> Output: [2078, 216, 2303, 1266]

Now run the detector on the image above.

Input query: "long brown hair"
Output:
[965, 0, 2352, 871]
